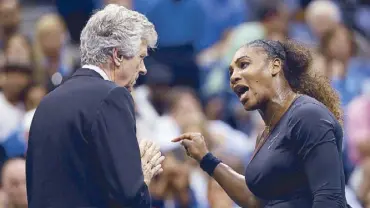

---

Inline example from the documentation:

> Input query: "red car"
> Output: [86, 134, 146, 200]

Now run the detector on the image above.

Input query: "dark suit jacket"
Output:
[26, 68, 150, 208]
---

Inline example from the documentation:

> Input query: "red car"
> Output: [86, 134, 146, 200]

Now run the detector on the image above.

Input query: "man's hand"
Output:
[139, 140, 165, 186]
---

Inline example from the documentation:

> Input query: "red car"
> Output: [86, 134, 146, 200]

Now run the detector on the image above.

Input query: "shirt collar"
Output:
[82, 65, 110, 81]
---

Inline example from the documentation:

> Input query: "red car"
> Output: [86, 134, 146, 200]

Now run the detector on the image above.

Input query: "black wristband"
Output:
[199, 152, 222, 176]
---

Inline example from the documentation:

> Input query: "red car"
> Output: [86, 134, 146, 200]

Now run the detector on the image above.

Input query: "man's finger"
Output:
[154, 144, 160, 154]
[139, 140, 148, 157]
[150, 152, 161, 164]
[153, 156, 165, 167]
[151, 164, 162, 176]
[147, 144, 160, 158]
[142, 141, 156, 160]
[155, 168, 164, 176]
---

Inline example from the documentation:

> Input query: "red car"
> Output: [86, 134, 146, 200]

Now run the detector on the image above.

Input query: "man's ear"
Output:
[270, 58, 282, 76]
[112, 48, 123, 66]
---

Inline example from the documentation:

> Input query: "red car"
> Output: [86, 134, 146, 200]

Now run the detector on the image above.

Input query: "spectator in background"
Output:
[347, 87, 370, 165]
[1, 158, 27, 208]
[132, 62, 173, 117]
[289, 0, 343, 46]
[0, 64, 31, 165]
[0, 0, 21, 71]
[320, 24, 370, 106]
[33, 13, 73, 92]
[131, 62, 173, 142]
[4, 34, 34, 67]
[305, 0, 341, 43]
[0, 0, 21, 47]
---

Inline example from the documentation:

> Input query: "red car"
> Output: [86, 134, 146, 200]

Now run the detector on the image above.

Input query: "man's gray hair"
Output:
[80, 4, 157, 66]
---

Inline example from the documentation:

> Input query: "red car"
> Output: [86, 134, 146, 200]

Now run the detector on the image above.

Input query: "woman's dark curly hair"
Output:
[246, 39, 343, 123]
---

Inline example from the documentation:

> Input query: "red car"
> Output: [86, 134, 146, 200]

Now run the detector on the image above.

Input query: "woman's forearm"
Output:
[212, 163, 260, 207]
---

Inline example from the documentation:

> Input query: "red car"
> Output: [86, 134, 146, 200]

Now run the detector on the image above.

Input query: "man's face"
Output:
[115, 42, 148, 91]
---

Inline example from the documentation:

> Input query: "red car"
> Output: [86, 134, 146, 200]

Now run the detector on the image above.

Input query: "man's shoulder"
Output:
[101, 87, 135, 112]
[49, 70, 117, 100]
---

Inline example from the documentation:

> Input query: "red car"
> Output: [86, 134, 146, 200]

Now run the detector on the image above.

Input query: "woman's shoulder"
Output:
[289, 95, 335, 122]
[285, 95, 342, 135]
[285, 95, 343, 157]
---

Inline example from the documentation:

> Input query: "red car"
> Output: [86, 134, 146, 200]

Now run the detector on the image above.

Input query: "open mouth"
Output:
[233, 84, 249, 98]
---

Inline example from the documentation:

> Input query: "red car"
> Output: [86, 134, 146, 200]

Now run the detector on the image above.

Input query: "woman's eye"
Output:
[240, 62, 249, 69]
[229, 70, 233, 77]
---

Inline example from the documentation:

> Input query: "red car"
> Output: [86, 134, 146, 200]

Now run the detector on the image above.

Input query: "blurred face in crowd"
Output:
[171, 91, 205, 129]
[37, 15, 65, 58]
[0, 0, 20, 35]
[229, 46, 278, 111]
[307, 14, 338, 38]
[115, 41, 148, 92]
[173, 92, 202, 115]
[263, 6, 289, 40]
[5, 34, 33, 65]
[2, 70, 31, 103]
[1, 159, 27, 207]
[327, 26, 353, 61]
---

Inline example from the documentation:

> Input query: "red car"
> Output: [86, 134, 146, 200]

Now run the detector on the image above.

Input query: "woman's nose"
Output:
[230, 71, 241, 85]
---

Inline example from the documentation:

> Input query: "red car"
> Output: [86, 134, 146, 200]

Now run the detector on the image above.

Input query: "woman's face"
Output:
[229, 46, 278, 111]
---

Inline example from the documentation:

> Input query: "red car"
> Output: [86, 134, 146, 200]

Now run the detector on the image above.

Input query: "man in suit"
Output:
[26, 4, 164, 208]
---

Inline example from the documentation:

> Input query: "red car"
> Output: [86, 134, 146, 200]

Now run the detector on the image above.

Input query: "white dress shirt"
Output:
[82, 65, 110, 81]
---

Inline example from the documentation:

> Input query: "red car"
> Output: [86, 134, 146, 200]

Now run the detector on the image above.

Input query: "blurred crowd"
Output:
[0, 0, 369, 207]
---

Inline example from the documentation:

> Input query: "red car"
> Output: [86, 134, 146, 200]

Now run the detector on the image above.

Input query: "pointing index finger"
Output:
[171, 132, 197, 142]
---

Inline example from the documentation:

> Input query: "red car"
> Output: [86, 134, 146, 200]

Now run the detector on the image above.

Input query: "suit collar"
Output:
[82, 65, 110, 80]
[72, 68, 106, 80]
